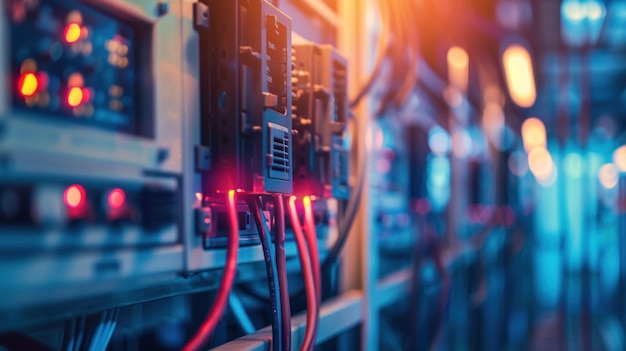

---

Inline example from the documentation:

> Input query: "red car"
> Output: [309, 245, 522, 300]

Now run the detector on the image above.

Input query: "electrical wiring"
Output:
[351, 0, 421, 115]
[287, 196, 319, 351]
[229, 292, 257, 334]
[83, 309, 118, 351]
[302, 196, 321, 307]
[62, 318, 75, 351]
[406, 219, 451, 351]
[73, 316, 86, 351]
[349, 0, 390, 109]
[183, 190, 240, 351]
[320, 134, 366, 271]
[86, 311, 108, 351]
[246, 195, 283, 351]
[429, 232, 451, 351]
[100, 309, 119, 351]
[273, 194, 292, 351]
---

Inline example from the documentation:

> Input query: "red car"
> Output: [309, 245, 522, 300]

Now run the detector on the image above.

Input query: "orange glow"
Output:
[64, 23, 82, 43]
[483, 102, 505, 146]
[503, 45, 536, 108]
[64, 185, 85, 208]
[448, 46, 469, 69]
[228, 189, 236, 200]
[18, 73, 38, 97]
[521, 117, 546, 152]
[528, 148, 554, 181]
[20, 59, 37, 75]
[68, 73, 84, 88]
[447, 46, 469, 91]
[108, 188, 125, 209]
[67, 87, 84, 107]
[599, 164, 619, 189]
[613, 146, 626, 172]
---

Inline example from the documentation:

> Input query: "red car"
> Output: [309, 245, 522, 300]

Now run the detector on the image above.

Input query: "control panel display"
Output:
[7, 0, 141, 134]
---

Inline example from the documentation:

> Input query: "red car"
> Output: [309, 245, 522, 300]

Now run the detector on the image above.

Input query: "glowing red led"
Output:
[108, 188, 125, 209]
[64, 185, 86, 208]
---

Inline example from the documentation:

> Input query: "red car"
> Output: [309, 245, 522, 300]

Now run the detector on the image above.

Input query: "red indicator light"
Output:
[64, 185, 86, 208]
[18, 73, 38, 97]
[64, 23, 82, 43]
[108, 188, 125, 209]
[81, 88, 91, 103]
[67, 87, 84, 107]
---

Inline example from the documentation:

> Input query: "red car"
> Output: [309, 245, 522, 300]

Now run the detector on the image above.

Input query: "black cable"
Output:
[349, 50, 385, 109]
[62, 318, 75, 351]
[320, 148, 365, 271]
[73, 316, 85, 351]
[246, 195, 283, 351]
[273, 194, 291, 351]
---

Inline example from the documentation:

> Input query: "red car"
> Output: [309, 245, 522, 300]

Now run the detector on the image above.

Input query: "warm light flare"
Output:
[108, 188, 125, 209]
[521, 117, 546, 152]
[64, 185, 86, 208]
[528, 147, 554, 181]
[447, 46, 469, 91]
[599, 164, 619, 189]
[503, 45, 536, 108]
[448, 46, 469, 69]
[613, 146, 626, 172]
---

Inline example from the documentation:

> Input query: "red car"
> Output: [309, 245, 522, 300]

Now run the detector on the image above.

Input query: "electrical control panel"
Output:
[0, 0, 186, 308]
[0, 0, 348, 315]
[198, 0, 293, 196]
[292, 43, 350, 199]
[8, 0, 148, 135]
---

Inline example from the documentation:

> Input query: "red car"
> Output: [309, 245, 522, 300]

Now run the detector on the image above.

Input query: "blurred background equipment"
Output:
[2, 0, 626, 350]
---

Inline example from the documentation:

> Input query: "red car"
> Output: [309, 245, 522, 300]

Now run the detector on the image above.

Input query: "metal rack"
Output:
[211, 1, 419, 349]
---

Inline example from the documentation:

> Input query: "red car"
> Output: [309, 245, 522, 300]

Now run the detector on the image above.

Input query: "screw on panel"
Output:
[195, 145, 211, 171]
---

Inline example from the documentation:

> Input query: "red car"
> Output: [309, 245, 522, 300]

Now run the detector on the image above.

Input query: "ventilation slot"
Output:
[269, 127, 290, 180]
[338, 150, 349, 185]
[333, 60, 347, 123]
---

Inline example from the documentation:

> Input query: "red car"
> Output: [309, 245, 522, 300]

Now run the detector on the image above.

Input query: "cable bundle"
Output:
[352, 0, 421, 115]
[288, 196, 319, 351]
[183, 190, 240, 351]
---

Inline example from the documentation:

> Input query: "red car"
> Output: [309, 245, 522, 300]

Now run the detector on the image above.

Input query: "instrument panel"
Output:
[8, 0, 146, 135]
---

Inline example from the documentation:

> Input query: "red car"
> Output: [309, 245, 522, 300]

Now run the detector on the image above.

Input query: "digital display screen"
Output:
[7, 0, 141, 135]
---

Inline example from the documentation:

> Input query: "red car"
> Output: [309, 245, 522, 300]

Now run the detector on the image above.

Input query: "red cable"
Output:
[288, 196, 318, 351]
[182, 190, 240, 351]
[302, 196, 321, 348]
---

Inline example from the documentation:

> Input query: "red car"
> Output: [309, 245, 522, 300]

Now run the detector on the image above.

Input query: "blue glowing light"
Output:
[564, 153, 583, 179]
[428, 126, 451, 156]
